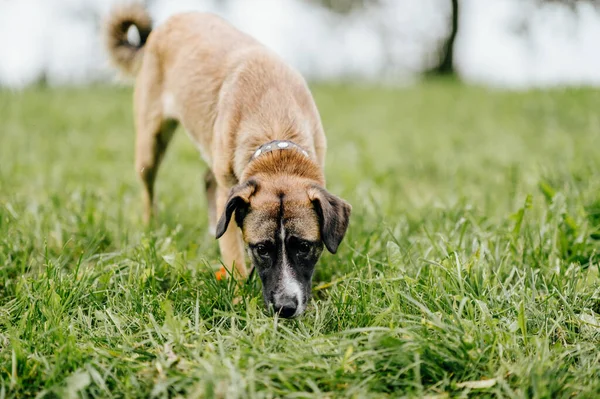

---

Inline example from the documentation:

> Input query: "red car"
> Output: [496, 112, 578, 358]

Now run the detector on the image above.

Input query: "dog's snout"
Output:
[271, 296, 299, 318]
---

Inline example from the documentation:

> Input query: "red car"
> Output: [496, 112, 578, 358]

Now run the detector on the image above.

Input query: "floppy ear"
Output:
[308, 186, 352, 254]
[215, 180, 257, 239]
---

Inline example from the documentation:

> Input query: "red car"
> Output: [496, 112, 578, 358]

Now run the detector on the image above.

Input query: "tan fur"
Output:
[104, 4, 344, 280]
[243, 188, 322, 246]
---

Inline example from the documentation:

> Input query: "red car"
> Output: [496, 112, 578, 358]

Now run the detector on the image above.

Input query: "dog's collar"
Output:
[251, 140, 309, 161]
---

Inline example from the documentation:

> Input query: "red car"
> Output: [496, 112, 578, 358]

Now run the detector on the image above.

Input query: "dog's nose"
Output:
[275, 303, 297, 318]
[271, 296, 298, 318]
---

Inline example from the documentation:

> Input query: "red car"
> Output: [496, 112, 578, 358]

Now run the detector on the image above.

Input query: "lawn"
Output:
[0, 80, 599, 398]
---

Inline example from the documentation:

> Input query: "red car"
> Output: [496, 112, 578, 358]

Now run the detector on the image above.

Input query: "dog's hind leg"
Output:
[135, 116, 178, 224]
[134, 79, 179, 223]
[133, 53, 182, 224]
[204, 169, 218, 235]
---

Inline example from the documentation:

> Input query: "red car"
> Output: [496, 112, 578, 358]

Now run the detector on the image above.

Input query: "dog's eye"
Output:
[256, 244, 270, 258]
[298, 242, 311, 254]
[292, 240, 311, 256]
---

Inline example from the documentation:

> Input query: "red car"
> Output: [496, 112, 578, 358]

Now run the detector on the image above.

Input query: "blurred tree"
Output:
[428, 0, 599, 77]
[428, 0, 459, 76]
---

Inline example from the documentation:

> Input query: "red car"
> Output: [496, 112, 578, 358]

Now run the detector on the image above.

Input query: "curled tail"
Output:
[103, 3, 152, 76]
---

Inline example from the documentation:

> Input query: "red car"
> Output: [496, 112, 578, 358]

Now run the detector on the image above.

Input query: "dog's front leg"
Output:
[216, 188, 248, 279]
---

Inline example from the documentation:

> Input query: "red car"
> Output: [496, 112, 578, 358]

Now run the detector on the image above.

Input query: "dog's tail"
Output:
[103, 3, 152, 76]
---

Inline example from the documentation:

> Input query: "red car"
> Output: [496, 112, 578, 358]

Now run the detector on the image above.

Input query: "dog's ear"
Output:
[215, 180, 257, 239]
[308, 186, 352, 254]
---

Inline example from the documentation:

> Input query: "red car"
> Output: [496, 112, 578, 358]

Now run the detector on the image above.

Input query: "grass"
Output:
[0, 80, 599, 398]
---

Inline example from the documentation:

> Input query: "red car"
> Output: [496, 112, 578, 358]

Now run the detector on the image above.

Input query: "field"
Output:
[1, 81, 599, 398]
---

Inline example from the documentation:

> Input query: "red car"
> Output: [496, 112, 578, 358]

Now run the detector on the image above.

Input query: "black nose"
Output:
[275, 304, 297, 318]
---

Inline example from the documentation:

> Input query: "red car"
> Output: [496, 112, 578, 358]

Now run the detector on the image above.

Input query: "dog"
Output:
[104, 3, 351, 318]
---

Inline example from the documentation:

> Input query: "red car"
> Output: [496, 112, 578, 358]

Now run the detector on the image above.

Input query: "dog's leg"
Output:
[216, 187, 248, 279]
[204, 169, 218, 236]
[135, 113, 178, 224]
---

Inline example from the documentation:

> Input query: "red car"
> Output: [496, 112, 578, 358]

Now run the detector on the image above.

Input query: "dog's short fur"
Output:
[104, 3, 351, 317]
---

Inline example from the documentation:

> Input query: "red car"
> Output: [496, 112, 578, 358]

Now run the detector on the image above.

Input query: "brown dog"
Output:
[104, 3, 351, 317]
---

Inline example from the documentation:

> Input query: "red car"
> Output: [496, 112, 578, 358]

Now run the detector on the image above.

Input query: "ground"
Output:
[0, 80, 599, 398]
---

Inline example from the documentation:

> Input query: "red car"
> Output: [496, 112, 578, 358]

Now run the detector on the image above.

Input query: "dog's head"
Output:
[215, 176, 351, 318]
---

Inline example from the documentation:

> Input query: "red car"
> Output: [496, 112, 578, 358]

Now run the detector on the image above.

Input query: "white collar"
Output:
[251, 140, 309, 161]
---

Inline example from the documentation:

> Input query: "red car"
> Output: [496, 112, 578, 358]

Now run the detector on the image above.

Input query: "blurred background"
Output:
[1, 0, 599, 89]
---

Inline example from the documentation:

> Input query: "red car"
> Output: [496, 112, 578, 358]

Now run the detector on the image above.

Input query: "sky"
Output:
[0, 0, 599, 89]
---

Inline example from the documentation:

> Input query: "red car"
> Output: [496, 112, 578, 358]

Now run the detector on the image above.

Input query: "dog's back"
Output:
[104, 4, 325, 173]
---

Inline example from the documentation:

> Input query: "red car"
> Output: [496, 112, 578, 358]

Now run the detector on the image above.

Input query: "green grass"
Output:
[1, 80, 599, 398]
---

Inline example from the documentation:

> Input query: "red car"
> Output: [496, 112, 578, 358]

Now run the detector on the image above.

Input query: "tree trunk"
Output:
[431, 0, 459, 75]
